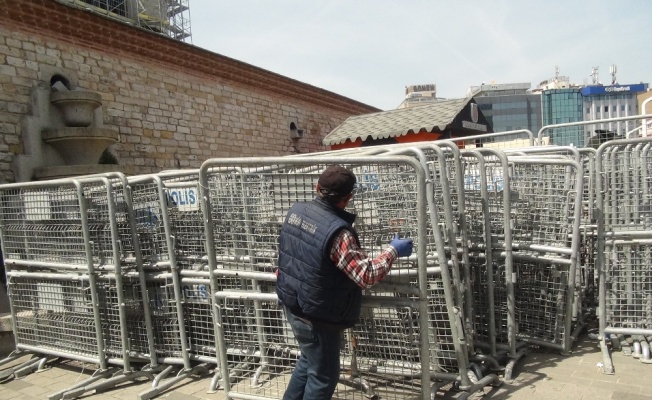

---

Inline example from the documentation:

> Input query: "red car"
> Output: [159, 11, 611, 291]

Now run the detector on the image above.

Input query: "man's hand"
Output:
[390, 234, 413, 257]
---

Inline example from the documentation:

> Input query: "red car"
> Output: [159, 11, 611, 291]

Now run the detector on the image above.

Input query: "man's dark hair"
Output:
[317, 165, 356, 204]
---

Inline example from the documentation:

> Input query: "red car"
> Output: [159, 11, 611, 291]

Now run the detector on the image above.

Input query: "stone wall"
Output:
[0, 0, 379, 183]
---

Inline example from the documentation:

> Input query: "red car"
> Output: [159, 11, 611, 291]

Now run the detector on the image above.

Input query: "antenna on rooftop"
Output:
[610, 64, 618, 85]
[554, 65, 560, 82]
[590, 67, 599, 85]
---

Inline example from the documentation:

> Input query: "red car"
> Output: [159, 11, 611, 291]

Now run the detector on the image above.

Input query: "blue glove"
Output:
[390, 234, 413, 258]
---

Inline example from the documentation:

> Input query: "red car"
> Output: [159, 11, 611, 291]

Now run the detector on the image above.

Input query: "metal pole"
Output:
[74, 180, 108, 371]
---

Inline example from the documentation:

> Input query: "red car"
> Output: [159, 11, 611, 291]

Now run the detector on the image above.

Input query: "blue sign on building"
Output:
[581, 83, 648, 96]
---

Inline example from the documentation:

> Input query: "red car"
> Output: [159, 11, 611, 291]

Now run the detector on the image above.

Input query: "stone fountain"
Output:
[43, 89, 119, 166]
[13, 70, 123, 182]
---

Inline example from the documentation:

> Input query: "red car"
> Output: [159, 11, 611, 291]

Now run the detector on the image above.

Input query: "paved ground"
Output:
[1, 330, 651, 400]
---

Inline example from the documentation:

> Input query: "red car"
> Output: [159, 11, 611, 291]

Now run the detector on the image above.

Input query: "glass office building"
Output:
[541, 88, 584, 146]
[471, 83, 542, 135]
[581, 83, 648, 142]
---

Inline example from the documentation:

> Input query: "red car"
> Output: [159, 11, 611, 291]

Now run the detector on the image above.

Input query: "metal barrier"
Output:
[505, 155, 583, 354]
[458, 148, 526, 379]
[3, 131, 650, 398]
[596, 137, 652, 373]
[126, 172, 215, 399]
[198, 156, 502, 399]
[537, 114, 652, 149]
[452, 129, 536, 149]
[0, 174, 157, 399]
[504, 146, 598, 325]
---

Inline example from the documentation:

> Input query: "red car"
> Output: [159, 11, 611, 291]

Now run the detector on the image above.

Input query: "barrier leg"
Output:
[504, 349, 528, 381]
[138, 364, 210, 400]
[0, 355, 49, 381]
[457, 373, 501, 400]
[208, 368, 221, 393]
[15, 356, 51, 378]
[59, 368, 155, 399]
[640, 339, 652, 364]
[47, 368, 116, 400]
[338, 374, 378, 400]
[600, 338, 615, 374]
[0, 350, 30, 368]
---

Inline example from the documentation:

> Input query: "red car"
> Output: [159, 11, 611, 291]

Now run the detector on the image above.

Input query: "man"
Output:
[276, 165, 413, 400]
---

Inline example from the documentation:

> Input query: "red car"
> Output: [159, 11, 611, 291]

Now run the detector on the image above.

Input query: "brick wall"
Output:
[0, 0, 379, 183]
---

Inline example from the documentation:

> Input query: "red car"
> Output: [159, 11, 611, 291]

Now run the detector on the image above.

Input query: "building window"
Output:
[604, 106, 609, 112]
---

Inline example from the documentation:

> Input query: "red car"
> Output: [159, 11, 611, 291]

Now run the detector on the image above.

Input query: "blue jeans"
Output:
[282, 307, 342, 400]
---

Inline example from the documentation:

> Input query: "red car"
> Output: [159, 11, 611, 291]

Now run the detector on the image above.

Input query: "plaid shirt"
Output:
[330, 229, 398, 289]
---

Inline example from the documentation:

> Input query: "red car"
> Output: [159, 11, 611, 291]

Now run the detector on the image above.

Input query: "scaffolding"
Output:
[60, 0, 192, 42]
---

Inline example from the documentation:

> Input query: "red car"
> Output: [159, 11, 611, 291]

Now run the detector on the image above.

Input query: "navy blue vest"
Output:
[276, 198, 362, 327]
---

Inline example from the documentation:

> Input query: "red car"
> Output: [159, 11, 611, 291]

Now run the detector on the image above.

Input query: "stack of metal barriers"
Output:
[1, 133, 649, 398]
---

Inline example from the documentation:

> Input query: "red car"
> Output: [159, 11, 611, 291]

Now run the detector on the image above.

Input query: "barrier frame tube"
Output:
[84, 171, 159, 368]
[596, 136, 652, 374]
[537, 114, 652, 147]
[433, 141, 475, 348]
[154, 174, 193, 369]
[506, 157, 583, 353]
[452, 129, 535, 147]
[504, 146, 590, 327]
[374, 146, 470, 341]
[199, 156, 432, 400]
[0, 178, 109, 371]
[473, 148, 516, 358]
[302, 144, 478, 383]
[357, 141, 476, 354]
[127, 174, 192, 370]
[460, 150, 497, 358]
[237, 166, 274, 384]
[378, 145, 476, 377]
[77, 177, 132, 372]
[76, 178, 109, 370]
[118, 173, 158, 369]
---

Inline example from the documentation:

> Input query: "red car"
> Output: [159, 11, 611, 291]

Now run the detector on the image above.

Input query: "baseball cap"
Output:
[318, 165, 356, 198]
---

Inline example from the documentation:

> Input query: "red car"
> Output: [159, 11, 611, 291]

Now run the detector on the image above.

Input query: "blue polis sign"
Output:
[581, 83, 648, 96]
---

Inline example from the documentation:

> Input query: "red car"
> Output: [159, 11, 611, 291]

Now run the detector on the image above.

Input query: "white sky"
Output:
[188, 1, 651, 111]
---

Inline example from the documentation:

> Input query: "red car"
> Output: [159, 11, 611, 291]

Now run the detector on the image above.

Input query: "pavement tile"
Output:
[572, 367, 620, 382]
[590, 379, 643, 394]
[531, 363, 578, 376]
[519, 380, 568, 398]
[110, 390, 143, 399]
[0, 390, 25, 400]
[20, 374, 60, 388]
[163, 392, 201, 400]
[2, 379, 32, 390]
[618, 373, 652, 386]
[171, 381, 209, 395]
[40, 366, 80, 379]
[547, 373, 596, 387]
[85, 395, 118, 400]
[46, 380, 82, 392]
[611, 392, 652, 400]
[569, 385, 612, 399]
[191, 387, 214, 398]
[18, 384, 50, 396]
